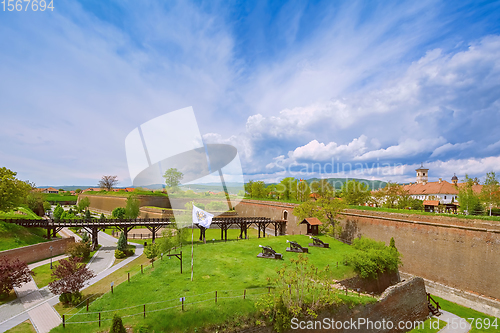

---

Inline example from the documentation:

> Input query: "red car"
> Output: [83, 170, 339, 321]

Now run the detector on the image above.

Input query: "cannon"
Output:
[286, 240, 308, 253]
[308, 236, 329, 248]
[257, 245, 283, 259]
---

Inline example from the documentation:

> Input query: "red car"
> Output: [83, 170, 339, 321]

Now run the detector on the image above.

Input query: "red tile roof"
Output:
[300, 217, 323, 226]
[423, 200, 440, 206]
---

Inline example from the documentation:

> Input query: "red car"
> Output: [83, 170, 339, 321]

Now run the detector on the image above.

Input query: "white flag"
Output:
[192, 205, 214, 229]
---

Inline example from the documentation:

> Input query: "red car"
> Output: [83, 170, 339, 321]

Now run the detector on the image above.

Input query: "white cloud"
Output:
[431, 140, 475, 157]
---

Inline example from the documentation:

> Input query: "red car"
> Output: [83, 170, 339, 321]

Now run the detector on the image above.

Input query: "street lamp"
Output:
[49, 246, 53, 269]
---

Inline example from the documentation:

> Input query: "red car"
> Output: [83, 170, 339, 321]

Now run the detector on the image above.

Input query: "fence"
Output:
[62, 287, 271, 327]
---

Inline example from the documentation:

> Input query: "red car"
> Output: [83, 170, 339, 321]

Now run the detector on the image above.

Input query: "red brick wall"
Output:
[235, 200, 307, 235]
[0, 237, 75, 264]
[79, 194, 171, 214]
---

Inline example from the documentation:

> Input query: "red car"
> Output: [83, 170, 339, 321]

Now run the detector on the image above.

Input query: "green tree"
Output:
[480, 172, 500, 216]
[77, 197, 90, 213]
[251, 181, 267, 198]
[112, 207, 126, 219]
[125, 195, 140, 219]
[53, 204, 64, 220]
[0, 167, 31, 212]
[117, 232, 127, 252]
[109, 314, 126, 333]
[341, 180, 371, 205]
[277, 177, 297, 201]
[85, 209, 91, 220]
[310, 179, 334, 199]
[163, 168, 183, 188]
[144, 242, 159, 263]
[244, 180, 254, 198]
[158, 228, 176, 254]
[458, 174, 483, 215]
[293, 198, 346, 234]
[100, 213, 106, 220]
[296, 180, 311, 202]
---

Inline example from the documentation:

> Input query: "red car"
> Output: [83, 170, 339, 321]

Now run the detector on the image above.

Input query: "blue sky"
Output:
[1, 0, 500, 186]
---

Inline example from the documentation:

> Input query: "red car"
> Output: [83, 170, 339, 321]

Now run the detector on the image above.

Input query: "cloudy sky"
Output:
[1, 0, 500, 186]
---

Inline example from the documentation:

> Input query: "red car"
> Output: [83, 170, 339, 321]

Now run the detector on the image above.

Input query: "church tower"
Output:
[451, 173, 458, 185]
[416, 163, 429, 184]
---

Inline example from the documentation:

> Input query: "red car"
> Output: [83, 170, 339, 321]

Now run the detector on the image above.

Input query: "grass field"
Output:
[32, 247, 101, 288]
[0, 207, 47, 251]
[4, 320, 36, 333]
[409, 317, 447, 333]
[49, 234, 366, 332]
[42, 193, 78, 202]
[430, 295, 499, 332]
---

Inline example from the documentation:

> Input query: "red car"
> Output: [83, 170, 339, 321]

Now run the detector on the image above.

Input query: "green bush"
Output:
[67, 241, 91, 260]
[344, 237, 401, 279]
[114, 250, 126, 259]
[59, 291, 83, 306]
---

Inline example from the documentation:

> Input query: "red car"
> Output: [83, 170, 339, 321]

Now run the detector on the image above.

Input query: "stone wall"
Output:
[79, 194, 171, 214]
[236, 277, 428, 333]
[0, 237, 75, 264]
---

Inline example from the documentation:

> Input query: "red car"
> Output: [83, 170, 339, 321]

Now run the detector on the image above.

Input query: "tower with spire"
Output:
[416, 163, 429, 185]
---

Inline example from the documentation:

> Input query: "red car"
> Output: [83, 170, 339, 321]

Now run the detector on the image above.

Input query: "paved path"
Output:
[0, 231, 143, 333]
[437, 310, 472, 333]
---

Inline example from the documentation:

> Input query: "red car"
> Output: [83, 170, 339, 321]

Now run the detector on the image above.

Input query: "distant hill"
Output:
[39, 178, 386, 193]
[303, 178, 387, 190]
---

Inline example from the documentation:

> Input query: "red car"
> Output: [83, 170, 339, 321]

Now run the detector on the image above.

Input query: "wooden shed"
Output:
[300, 217, 322, 235]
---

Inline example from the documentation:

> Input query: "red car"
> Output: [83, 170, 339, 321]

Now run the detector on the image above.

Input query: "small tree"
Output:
[341, 180, 371, 205]
[117, 232, 127, 252]
[85, 209, 92, 220]
[125, 195, 140, 219]
[144, 243, 159, 263]
[158, 228, 176, 254]
[48, 257, 95, 305]
[480, 172, 500, 216]
[53, 204, 64, 221]
[109, 314, 126, 333]
[100, 213, 106, 220]
[66, 241, 91, 260]
[0, 258, 34, 298]
[163, 168, 183, 188]
[99, 175, 119, 191]
[77, 197, 90, 213]
[112, 207, 126, 219]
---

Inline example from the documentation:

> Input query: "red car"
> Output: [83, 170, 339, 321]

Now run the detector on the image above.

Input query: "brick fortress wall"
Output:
[0, 237, 75, 264]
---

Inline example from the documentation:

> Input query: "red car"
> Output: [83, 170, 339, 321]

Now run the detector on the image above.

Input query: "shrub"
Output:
[114, 250, 126, 259]
[109, 314, 126, 333]
[59, 291, 83, 306]
[66, 241, 91, 260]
[205, 201, 227, 211]
[344, 237, 401, 279]
[112, 207, 126, 219]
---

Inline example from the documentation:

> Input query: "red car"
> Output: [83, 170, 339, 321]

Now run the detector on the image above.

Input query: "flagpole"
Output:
[191, 206, 194, 282]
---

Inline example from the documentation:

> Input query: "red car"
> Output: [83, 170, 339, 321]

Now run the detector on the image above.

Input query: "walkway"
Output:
[437, 310, 472, 333]
[0, 231, 142, 333]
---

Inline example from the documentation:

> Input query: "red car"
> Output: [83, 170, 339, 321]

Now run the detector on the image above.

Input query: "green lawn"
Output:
[430, 295, 499, 332]
[42, 194, 78, 202]
[32, 247, 102, 288]
[50, 234, 364, 332]
[0, 208, 48, 251]
[409, 317, 447, 333]
[4, 320, 36, 333]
